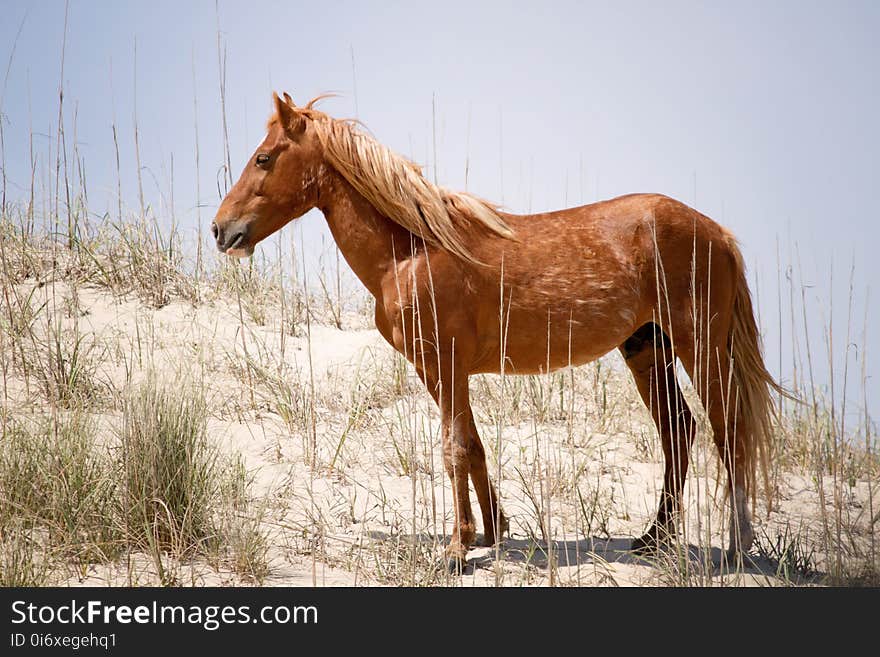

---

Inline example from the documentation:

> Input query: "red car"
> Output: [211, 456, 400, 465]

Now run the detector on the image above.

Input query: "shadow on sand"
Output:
[365, 530, 822, 583]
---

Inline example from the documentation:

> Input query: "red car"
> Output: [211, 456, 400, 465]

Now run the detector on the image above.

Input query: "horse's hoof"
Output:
[446, 556, 466, 574]
[479, 513, 510, 547]
[724, 547, 753, 569]
[630, 533, 660, 555]
[444, 543, 469, 574]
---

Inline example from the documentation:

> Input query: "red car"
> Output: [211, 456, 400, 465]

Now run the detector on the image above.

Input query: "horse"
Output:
[213, 91, 786, 568]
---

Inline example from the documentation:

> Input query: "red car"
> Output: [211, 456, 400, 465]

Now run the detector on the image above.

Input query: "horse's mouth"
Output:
[224, 234, 254, 258]
[225, 246, 254, 258]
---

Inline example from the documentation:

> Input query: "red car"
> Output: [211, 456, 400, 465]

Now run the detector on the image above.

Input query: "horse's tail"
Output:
[725, 236, 793, 506]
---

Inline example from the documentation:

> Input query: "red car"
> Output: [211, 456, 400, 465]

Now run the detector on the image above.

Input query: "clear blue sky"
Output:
[1, 0, 877, 424]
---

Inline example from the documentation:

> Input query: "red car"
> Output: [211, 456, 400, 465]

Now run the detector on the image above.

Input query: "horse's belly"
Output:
[470, 309, 638, 374]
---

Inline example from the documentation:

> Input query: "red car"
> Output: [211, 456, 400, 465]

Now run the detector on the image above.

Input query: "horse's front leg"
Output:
[421, 366, 509, 570]
[464, 411, 508, 548]
[380, 289, 482, 570]
[419, 364, 478, 569]
[442, 397, 478, 568]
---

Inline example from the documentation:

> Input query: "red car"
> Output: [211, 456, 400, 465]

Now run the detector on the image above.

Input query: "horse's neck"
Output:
[318, 171, 410, 299]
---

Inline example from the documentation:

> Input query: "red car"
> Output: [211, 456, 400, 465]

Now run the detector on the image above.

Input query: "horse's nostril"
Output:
[210, 222, 219, 239]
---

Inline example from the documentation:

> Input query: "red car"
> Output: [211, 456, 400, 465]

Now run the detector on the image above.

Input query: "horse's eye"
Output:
[255, 153, 270, 166]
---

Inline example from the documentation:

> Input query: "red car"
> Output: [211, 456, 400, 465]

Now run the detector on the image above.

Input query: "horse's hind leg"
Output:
[620, 323, 697, 553]
[696, 344, 755, 559]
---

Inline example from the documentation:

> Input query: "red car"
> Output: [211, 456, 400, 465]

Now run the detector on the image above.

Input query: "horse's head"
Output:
[212, 92, 323, 257]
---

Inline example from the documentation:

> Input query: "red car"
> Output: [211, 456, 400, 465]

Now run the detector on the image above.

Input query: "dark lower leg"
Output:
[632, 401, 696, 551]
[621, 326, 696, 552]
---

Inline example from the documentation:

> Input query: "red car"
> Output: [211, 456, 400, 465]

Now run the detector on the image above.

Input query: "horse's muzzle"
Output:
[211, 218, 250, 255]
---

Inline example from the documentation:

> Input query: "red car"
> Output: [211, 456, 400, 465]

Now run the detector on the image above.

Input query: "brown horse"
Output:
[213, 92, 786, 567]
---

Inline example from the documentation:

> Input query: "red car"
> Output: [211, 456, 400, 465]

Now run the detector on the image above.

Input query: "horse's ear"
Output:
[282, 92, 294, 106]
[272, 91, 305, 137]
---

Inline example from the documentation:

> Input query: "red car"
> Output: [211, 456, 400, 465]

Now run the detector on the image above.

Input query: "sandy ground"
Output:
[4, 281, 876, 586]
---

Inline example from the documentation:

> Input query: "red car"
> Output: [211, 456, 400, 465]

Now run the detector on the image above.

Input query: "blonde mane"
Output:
[292, 98, 515, 263]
